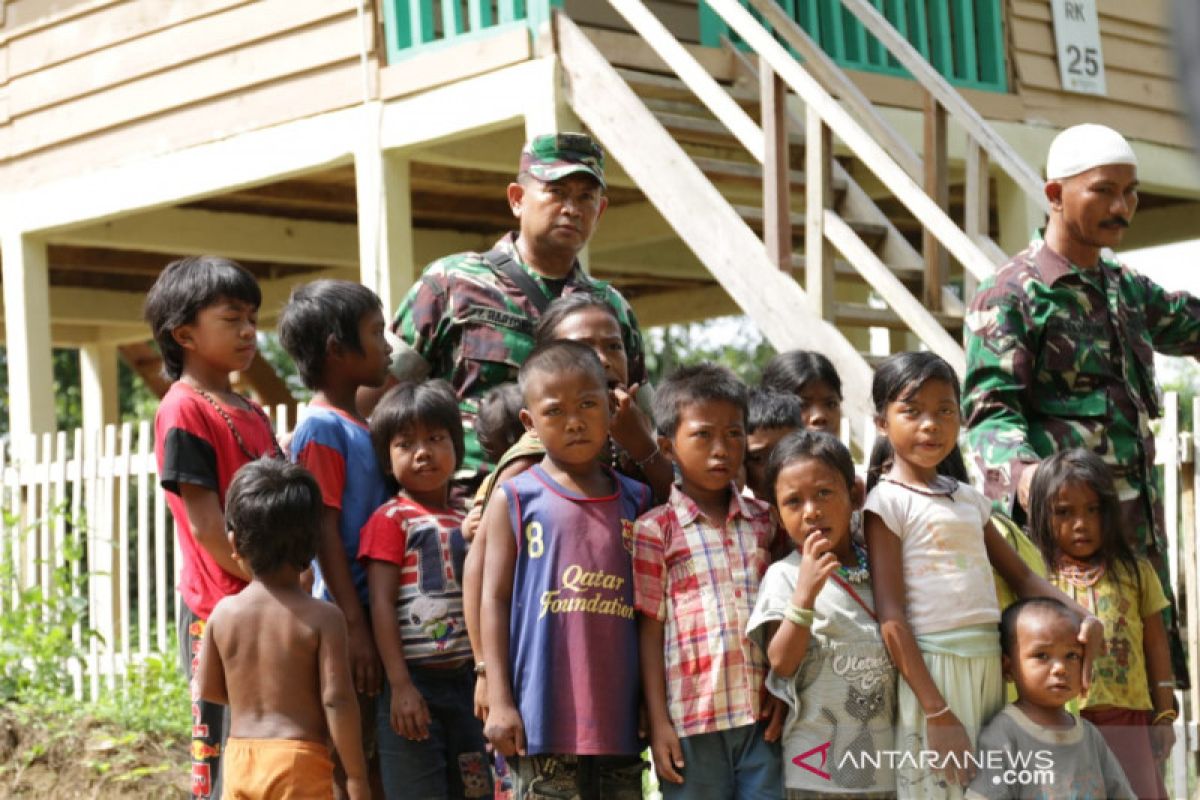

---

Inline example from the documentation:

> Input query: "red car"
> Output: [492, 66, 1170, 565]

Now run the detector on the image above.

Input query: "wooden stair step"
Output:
[650, 108, 805, 148]
[733, 205, 885, 250]
[789, 253, 922, 283]
[615, 66, 758, 104]
[693, 156, 847, 193]
[833, 302, 962, 330]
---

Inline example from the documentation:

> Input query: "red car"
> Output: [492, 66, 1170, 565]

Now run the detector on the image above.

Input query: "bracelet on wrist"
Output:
[783, 603, 814, 628]
[1156, 680, 1177, 690]
[1153, 709, 1178, 725]
[634, 444, 661, 469]
[474, 661, 487, 676]
[925, 705, 952, 720]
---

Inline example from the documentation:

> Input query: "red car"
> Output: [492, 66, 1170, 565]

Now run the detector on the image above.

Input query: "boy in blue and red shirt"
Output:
[481, 340, 653, 799]
[146, 255, 280, 799]
[279, 279, 393, 794]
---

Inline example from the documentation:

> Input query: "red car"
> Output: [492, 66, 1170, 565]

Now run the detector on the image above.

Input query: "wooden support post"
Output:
[996, 171, 1046, 256]
[524, 56, 591, 269]
[922, 92, 949, 312]
[233, 353, 296, 412]
[1, 232, 56, 444]
[117, 342, 172, 399]
[524, 56, 580, 140]
[80, 343, 120, 433]
[1181, 404, 1198, 771]
[805, 107, 834, 320]
[356, 102, 416, 316]
[963, 138, 990, 306]
[761, 57, 791, 270]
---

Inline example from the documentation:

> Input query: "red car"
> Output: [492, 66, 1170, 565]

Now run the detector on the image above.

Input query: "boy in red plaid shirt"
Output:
[632, 363, 783, 799]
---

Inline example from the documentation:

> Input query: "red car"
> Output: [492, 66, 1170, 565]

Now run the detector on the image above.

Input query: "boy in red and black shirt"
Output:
[145, 256, 281, 799]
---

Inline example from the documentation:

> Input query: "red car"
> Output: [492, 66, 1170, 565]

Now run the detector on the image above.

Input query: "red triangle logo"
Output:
[792, 741, 832, 780]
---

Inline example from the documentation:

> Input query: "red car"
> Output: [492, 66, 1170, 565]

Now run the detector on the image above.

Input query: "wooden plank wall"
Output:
[0, 0, 376, 190]
[1008, 0, 1189, 148]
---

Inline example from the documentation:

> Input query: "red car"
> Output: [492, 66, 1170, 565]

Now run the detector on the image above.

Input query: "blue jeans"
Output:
[376, 664, 492, 799]
[660, 721, 782, 800]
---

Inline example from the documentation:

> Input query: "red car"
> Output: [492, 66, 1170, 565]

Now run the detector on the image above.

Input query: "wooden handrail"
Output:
[604, 0, 764, 160]
[743, 0, 922, 182]
[705, 0, 996, 281]
[823, 212, 966, 376]
[554, 11, 876, 442]
[836, 0, 1048, 214]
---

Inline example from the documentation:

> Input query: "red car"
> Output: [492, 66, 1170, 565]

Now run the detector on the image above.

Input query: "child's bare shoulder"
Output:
[298, 594, 348, 637]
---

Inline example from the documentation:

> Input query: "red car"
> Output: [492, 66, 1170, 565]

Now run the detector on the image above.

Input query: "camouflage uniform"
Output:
[963, 233, 1200, 682]
[391, 231, 645, 487]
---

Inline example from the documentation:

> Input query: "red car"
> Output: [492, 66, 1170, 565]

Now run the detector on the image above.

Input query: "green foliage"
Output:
[0, 504, 97, 705]
[1158, 355, 1199, 430]
[646, 316, 777, 386]
[91, 652, 190, 736]
[258, 331, 312, 402]
[0, 503, 187, 740]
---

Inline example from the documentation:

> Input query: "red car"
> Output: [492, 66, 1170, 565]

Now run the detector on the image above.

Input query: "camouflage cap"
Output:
[518, 133, 605, 188]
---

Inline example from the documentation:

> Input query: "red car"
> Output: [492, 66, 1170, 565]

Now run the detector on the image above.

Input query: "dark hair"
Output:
[278, 280, 383, 389]
[370, 380, 465, 482]
[763, 429, 855, 505]
[225, 458, 322, 575]
[762, 350, 843, 399]
[748, 388, 803, 434]
[865, 351, 963, 492]
[477, 383, 526, 463]
[653, 362, 748, 438]
[533, 293, 618, 347]
[143, 256, 262, 380]
[1026, 448, 1141, 593]
[517, 340, 608, 398]
[999, 597, 1081, 659]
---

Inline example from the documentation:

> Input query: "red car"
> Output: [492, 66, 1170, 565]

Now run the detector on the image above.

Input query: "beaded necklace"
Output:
[1056, 554, 1107, 588]
[837, 538, 871, 584]
[185, 382, 283, 461]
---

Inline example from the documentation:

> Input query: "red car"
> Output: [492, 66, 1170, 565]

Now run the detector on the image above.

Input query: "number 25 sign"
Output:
[1051, 0, 1107, 96]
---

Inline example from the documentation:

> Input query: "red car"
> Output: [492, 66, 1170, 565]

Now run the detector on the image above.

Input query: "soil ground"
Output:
[0, 704, 188, 798]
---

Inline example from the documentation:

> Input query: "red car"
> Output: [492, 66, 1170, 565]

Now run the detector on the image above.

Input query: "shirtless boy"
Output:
[198, 459, 368, 799]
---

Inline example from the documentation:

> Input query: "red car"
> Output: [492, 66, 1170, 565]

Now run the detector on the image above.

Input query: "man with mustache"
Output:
[962, 123, 1200, 688]
[381, 134, 645, 497]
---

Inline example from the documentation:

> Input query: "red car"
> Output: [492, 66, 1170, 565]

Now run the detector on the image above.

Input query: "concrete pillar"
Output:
[2, 231, 56, 443]
[356, 102, 416, 316]
[80, 343, 120, 433]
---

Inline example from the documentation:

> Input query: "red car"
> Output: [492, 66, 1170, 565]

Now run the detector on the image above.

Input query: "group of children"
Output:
[146, 254, 1178, 800]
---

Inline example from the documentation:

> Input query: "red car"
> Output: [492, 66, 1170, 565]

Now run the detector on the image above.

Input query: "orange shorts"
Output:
[222, 738, 334, 799]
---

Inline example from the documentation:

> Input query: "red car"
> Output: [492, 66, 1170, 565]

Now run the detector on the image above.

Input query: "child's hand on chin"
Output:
[795, 532, 838, 608]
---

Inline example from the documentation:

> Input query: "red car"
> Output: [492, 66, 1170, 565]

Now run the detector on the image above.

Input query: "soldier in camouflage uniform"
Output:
[386, 133, 646, 493]
[963, 124, 1200, 685]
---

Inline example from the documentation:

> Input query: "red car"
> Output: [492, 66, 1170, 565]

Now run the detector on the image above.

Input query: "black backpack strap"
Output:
[483, 248, 552, 314]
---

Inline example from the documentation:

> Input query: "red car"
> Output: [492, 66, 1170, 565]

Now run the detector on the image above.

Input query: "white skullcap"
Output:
[1045, 124, 1138, 180]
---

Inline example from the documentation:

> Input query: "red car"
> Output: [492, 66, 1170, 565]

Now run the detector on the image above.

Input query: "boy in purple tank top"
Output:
[481, 341, 653, 800]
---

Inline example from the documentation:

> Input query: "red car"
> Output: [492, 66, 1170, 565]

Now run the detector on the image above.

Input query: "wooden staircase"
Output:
[552, 0, 1050, 444]
[620, 64, 956, 348]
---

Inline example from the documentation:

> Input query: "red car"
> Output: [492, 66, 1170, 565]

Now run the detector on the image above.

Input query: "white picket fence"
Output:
[0, 403, 296, 701]
[0, 397, 1197, 791]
